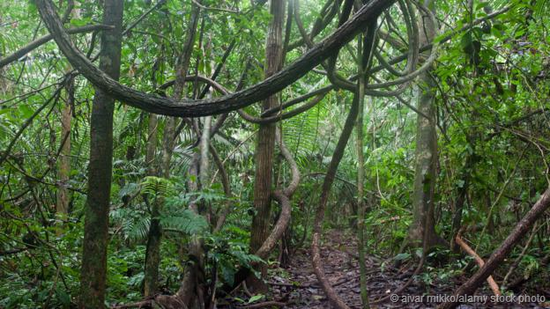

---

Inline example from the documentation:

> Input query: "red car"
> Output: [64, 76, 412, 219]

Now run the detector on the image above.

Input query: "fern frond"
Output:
[123, 216, 151, 242]
[140, 176, 173, 197]
[159, 209, 208, 235]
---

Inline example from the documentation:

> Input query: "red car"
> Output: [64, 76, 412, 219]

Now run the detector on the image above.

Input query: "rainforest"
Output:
[1, 0, 549, 308]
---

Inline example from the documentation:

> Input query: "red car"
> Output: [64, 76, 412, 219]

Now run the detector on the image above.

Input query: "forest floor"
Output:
[261, 230, 549, 309]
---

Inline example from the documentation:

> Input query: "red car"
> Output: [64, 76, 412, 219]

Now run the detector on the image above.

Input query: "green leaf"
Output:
[394, 253, 411, 261]
[475, 2, 489, 11]
[491, 27, 503, 39]
[19, 104, 34, 118]
[248, 294, 265, 304]
[0, 108, 12, 116]
[460, 32, 473, 49]
[55, 288, 71, 306]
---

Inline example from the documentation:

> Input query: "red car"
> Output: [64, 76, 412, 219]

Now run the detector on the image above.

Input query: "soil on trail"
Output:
[266, 230, 549, 309]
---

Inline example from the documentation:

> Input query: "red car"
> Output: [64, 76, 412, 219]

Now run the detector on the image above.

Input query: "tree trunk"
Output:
[356, 73, 370, 309]
[248, 0, 285, 293]
[79, 0, 123, 307]
[57, 75, 73, 217]
[161, 117, 176, 178]
[144, 195, 162, 297]
[143, 114, 160, 297]
[56, 0, 80, 219]
[450, 152, 476, 252]
[145, 114, 158, 176]
[200, 117, 211, 186]
[407, 0, 443, 249]
[199, 116, 211, 223]
[356, 18, 377, 307]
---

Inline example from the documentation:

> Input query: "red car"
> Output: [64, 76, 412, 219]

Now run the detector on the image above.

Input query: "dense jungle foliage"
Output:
[0, 0, 549, 308]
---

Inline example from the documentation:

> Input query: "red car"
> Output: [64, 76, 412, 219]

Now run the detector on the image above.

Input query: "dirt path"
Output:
[271, 229, 414, 308]
[268, 230, 548, 309]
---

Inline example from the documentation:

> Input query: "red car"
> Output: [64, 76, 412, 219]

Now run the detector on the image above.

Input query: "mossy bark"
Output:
[79, 0, 123, 307]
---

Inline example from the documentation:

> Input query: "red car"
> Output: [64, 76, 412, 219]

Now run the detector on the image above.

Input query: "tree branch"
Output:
[35, 0, 396, 117]
[0, 24, 113, 68]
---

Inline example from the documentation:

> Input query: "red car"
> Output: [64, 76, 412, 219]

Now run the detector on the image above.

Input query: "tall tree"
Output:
[79, 0, 123, 307]
[408, 0, 443, 249]
[248, 0, 285, 292]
